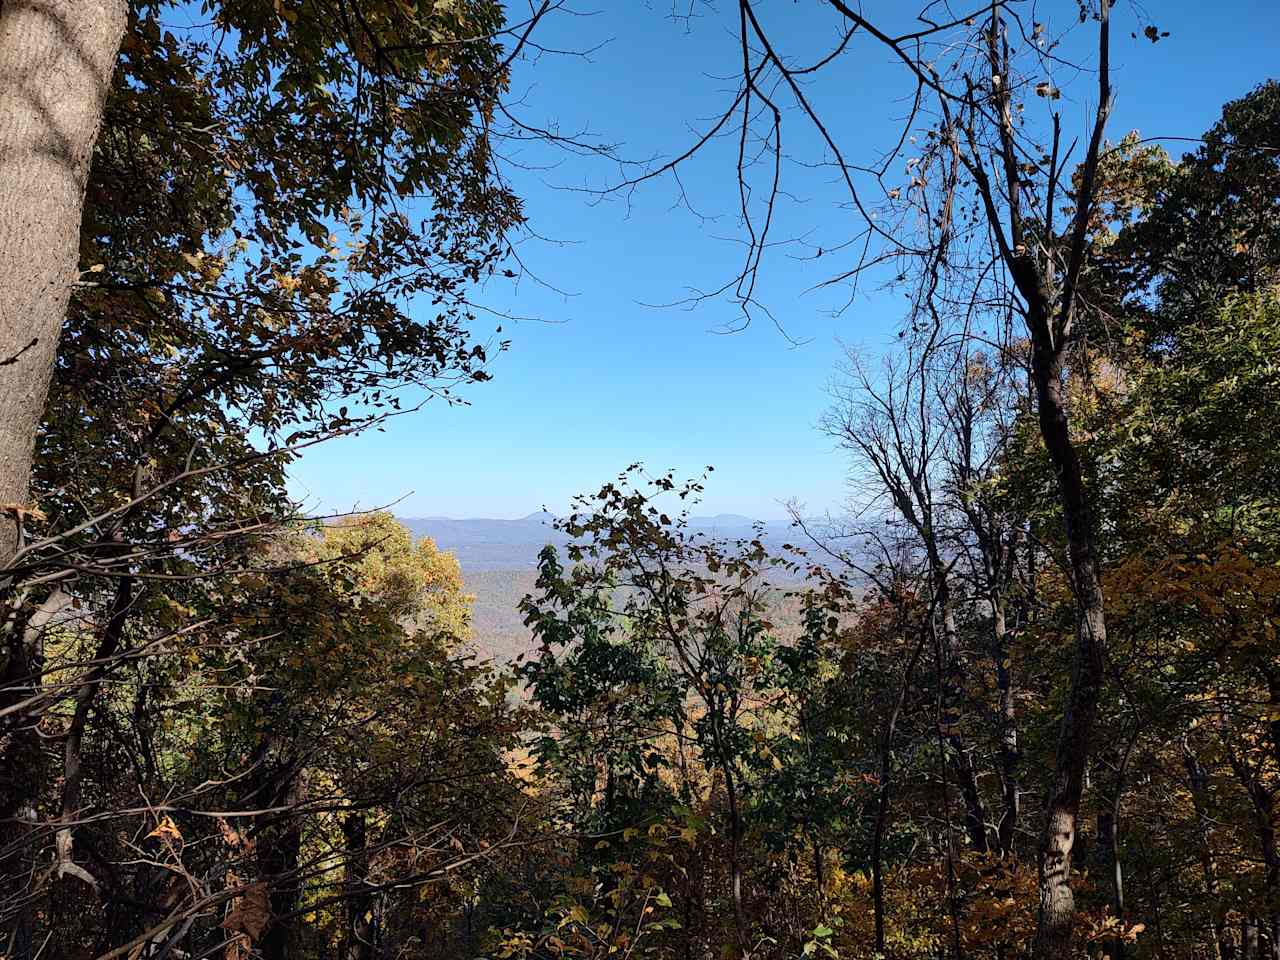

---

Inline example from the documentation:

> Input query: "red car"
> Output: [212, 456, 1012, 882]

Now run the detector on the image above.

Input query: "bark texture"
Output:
[0, 0, 126, 566]
[1027, 335, 1109, 960]
[0, 14, 125, 930]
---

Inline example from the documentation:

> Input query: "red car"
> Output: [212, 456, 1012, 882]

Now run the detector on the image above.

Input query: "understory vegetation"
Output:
[0, 2, 1278, 959]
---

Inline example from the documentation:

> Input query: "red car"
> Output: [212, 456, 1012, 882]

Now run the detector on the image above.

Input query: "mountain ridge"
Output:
[398, 513, 805, 661]
[399, 513, 796, 570]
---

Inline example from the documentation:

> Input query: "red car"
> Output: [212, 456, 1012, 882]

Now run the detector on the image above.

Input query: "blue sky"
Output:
[288, 0, 1280, 522]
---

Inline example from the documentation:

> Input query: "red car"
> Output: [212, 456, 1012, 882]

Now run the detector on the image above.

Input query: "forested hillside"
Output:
[401, 515, 805, 662]
[0, 3, 1278, 960]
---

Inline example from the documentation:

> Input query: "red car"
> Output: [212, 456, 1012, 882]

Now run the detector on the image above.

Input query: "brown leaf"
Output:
[0, 502, 47, 523]
[218, 818, 254, 853]
[223, 882, 271, 942]
[146, 816, 182, 845]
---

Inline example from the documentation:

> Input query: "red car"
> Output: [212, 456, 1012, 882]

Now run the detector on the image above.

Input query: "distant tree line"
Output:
[0, 2, 1278, 959]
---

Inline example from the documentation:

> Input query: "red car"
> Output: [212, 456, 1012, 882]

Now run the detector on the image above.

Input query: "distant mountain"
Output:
[399, 512, 569, 571]
[399, 512, 797, 571]
[399, 513, 808, 662]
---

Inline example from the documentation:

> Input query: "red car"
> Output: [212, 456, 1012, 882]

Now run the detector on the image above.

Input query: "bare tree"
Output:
[589, 3, 1128, 952]
[939, 339, 1025, 858]
[825, 341, 992, 857]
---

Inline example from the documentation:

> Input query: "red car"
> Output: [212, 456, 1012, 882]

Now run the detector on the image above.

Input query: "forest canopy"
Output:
[0, 3, 1278, 960]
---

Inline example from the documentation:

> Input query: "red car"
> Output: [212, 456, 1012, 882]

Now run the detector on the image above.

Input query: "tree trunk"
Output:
[871, 617, 929, 956]
[1098, 809, 1124, 960]
[55, 573, 134, 890]
[1184, 741, 1226, 960]
[0, 10, 124, 951]
[0, 588, 66, 956]
[257, 768, 304, 960]
[682, 861, 694, 960]
[934, 571, 990, 856]
[706, 700, 748, 957]
[1264, 816, 1280, 960]
[1266, 672, 1280, 960]
[1027, 335, 1109, 960]
[1245, 918, 1261, 960]
[813, 839, 824, 917]
[994, 600, 1019, 857]
[342, 814, 374, 960]
[725, 770, 748, 958]
[968, 5, 1113, 951]
[1229, 676, 1280, 960]
[871, 783, 889, 955]
[0, 0, 126, 566]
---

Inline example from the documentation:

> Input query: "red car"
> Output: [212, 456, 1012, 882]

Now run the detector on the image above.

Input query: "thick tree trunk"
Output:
[1, 9, 124, 948]
[1028, 337, 1109, 960]
[969, 4, 1113, 951]
[0, 0, 126, 566]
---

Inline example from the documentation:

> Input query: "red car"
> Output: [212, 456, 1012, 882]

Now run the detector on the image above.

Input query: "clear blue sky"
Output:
[288, 0, 1279, 522]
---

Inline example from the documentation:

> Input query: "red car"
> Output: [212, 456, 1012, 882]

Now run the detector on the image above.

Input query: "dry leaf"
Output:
[146, 816, 183, 845]
[223, 881, 271, 942]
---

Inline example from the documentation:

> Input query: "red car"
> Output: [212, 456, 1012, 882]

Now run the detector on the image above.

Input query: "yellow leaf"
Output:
[146, 816, 182, 844]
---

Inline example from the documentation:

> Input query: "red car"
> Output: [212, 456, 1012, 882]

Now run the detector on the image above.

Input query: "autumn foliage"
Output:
[0, 1, 1278, 958]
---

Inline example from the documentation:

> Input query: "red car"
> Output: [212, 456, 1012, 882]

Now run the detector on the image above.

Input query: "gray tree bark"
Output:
[0, 0, 126, 567]
[0, 11, 125, 954]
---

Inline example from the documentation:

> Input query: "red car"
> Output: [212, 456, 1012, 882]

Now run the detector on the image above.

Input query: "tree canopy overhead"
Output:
[0, 3, 1278, 960]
